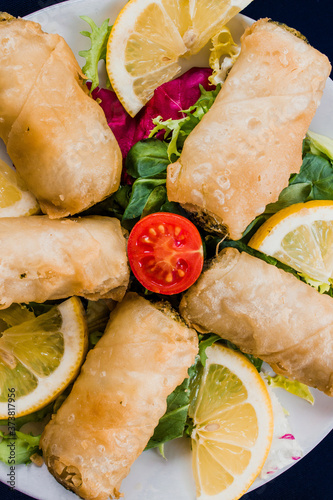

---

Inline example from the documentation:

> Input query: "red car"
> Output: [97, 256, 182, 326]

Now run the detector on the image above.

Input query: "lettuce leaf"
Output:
[306, 130, 333, 160]
[298, 273, 331, 293]
[149, 84, 221, 159]
[242, 151, 333, 241]
[0, 431, 41, 465]
[198, 334, 220, 366]
[123, 176, 167, 220]
[266, 374, 314, 405]
[79, 16, 112, 91]
[145, 369, 195, 450]
[146, 333, 263, 453]
[125, 139, 169, 178]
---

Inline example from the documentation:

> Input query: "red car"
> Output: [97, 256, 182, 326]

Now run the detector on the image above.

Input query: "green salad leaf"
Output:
[145, 370, 194, 451]
[266, 374, 314, 405]
[79, 16, 112, 91]
[242, 132, 333, 240]
[149, 84, 221, 160]
[141, 185, 167, 218]
[125, 139, 169, 178]
[265, 154, 333, 214]
[198, 334, 220, 366]
[149, 116, 189, 159]
[123, 175, 167, 220]
[0, 431, 41, 465]
[306, 130, 333, 160]
[146, 332, 264, 453]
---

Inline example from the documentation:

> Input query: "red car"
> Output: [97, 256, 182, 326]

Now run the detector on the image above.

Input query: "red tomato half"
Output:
[127, 212, 204, 295]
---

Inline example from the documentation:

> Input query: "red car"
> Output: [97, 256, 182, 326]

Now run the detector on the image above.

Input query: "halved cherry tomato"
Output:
[127, 212, 204, 295]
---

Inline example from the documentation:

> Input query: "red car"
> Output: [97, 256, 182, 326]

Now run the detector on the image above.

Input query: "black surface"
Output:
[0, 1, 332, 499]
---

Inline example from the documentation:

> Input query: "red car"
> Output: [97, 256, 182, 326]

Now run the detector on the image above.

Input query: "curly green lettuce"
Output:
[79, 16, 112, 91]
[265, 374, 314, 405]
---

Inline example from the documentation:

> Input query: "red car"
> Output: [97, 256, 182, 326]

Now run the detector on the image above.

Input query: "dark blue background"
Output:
[0, 1, 332, 499]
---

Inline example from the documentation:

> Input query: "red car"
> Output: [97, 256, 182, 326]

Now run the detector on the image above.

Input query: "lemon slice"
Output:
[189, 345, 273, 500]
[106, 0, 253, 116]
[0, 297, 88, 418]
[0, 159, 39, 217]
[249, 200, 333, 284]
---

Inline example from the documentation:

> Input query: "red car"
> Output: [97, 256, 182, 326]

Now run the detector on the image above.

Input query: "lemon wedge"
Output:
[249, 200, 333, 284]
[189, 345, 273, 500]
[0, 297, 88, 418]
[106, 0, 253, 116]
[0, 159, 39, 217]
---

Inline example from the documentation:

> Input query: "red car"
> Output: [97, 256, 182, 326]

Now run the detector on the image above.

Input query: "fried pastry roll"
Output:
[180, 248, 333, 396]
[0, 216, 129, 307]
[167, 19, 331, 239]
[0, 13, 122, 217]
[40, 293, 198, 500]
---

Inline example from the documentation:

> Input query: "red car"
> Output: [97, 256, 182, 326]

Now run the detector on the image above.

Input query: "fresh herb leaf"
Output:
[306, 130, 333, 161]
[242, 152, 333, 240]
[184, 84, 221, 121]
[149, 116, 189, 159]
[160, 200, 189, 217]
[123, 176, 166, 220]
[261, 154, 333, 214]
[79, 16, 112, 91]
[145, 371, 193, 450]
[208, 27, 240, 85]
[158, 443, 166, 459]
[89, 331, 104, 346]
[0, 402, 53, 429]
[141, 185, 167, 218]
[198, 334, 220, 366]
[298, 273, 331, 293]
[125, 139, 169, 178]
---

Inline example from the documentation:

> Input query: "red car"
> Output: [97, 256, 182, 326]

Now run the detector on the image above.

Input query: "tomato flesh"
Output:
[127, 212, 204, 294]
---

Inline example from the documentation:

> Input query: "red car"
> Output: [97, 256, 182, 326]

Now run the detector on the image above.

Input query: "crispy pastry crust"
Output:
[0, 216, 129, 307]
[167, 19, 331, 239]
[180, 248, 333, 396]
[40, 293, 198, 500]
[0, 14, 122, 217]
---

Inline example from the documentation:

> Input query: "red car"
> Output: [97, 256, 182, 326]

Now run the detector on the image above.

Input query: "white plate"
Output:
[1, 0, 333, 499]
